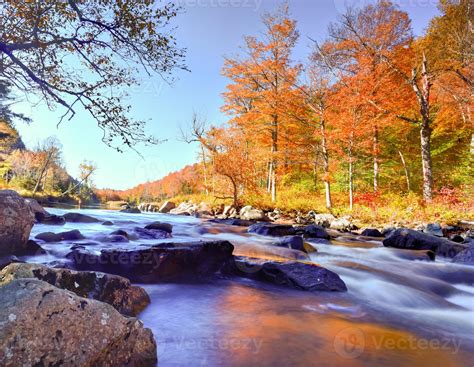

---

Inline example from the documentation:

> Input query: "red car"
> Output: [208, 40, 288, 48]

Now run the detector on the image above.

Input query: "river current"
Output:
[26, 208, 474, 366]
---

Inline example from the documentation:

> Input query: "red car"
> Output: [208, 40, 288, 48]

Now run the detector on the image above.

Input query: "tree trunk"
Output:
[420, 118, 433, 201]
[271, 115, 278, 202]
[348, 131, 354, 210]
[398, 150, 410, 192]
[320, 119, 332, 209]
[200, 145, 209, 196]
[32, 154, 52, 195]
[373, 125, 379, 192]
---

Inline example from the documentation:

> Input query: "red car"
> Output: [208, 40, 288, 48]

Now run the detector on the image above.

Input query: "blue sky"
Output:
[13, 0, 440, 189]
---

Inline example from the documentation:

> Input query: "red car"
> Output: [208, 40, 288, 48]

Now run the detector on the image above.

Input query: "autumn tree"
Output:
[0, 0, 185, 149]
[222, 5, 302, 202]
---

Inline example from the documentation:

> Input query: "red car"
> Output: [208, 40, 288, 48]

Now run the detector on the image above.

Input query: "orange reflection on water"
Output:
[213, 283, 469, 367]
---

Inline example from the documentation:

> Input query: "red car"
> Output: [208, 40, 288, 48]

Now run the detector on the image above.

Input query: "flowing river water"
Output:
[26, 208, 474, 366]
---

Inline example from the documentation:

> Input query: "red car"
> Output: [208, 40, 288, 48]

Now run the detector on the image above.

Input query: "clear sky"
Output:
[13, 0, 440, 190]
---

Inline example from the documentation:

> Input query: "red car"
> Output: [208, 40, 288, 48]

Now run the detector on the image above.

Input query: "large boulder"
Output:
[159, 201, 176, 213]
[35, 229, 85, 242]
[64, 212, 101, 223]
[0, 279, 157, 366]
[383, 229, 468, 258]
[239, 205, 267, 221]
[0, 190, 35, 257]
[0, 263, 150, 316]
[248, 223, 296, 237]
[222, 256, 347, 292]
[169, 202, 196, 216]
[68, 240, 235, 283]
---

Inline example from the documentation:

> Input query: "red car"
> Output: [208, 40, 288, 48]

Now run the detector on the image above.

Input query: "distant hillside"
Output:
[96, 163, 205, 202]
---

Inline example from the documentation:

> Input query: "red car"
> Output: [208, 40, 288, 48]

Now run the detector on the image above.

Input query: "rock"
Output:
[383, 229, 468, 258]
[0, 263, 150, 316]
[361, 228, 384, 237]
[67, 240, 235, 283]
[451, 248, 474, 265]
[36, 229, 85, 243]
[0, 255, 20, 271]
[303, 224, 330, 239]
[450, 234, 465, 243]
[239, 205, 267, 221]
[196, 202, 213, 217]
[134, 227, 172, 240]
[120, 207, 141, 214]
[64, 212, 101, 223]
[25, 199, 65, 225]
[248, 223, 296, 237]
[110, 229, 132, 239]
[382, 227, 397, 236]
[272, 236, 305, 251]
[424, 223, 443, 237]
[0, 279, 157, 366]
[330, 217, 355, 232]
[101, 234, 129, 243]
[0, 190, 35, 257]
[312, 213, 336, 228]
[222, 256, 347, 292]
[144, 221, 173, 233]
[210, 218, 255, 226]
[394, 249, 436, 262]
[102, 221, 114, 226]
[222, 205, 235, 217]
[169, 202, 195, 216]
[15, 240, 45, 256]
[267, 208, 281, 221]
[159, 201, 176, 213]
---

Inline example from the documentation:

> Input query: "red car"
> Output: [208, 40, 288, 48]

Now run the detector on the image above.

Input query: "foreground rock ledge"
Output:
[0, 279, 157, 366]
[68, 240, 235, 283]
[222, 256, 347, 292]
[0, 263, 150, 316]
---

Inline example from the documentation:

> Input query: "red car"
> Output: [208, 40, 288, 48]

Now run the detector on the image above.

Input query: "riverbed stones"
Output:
[0, 190, 35, 257]
[0, 279, 157, 366]
[67, 240, 235, 283]
[330, 217, 355, 231]
[0, 263, 150, 316]
[170, 202, 196, 215]
[248, 223, 296, 237]
[272, 236, 305, 251]
[222, 256, 347, 292]
[121, 207, 141, 214]
[383, 228, 468, 258]
[451, 247, 474, 265]
[134, 227, 172, 240]
[424, 223, 443, 237]
[64, 212, 101, 223]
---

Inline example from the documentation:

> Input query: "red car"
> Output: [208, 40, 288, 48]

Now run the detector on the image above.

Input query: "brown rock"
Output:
[0, 279, 157, 366]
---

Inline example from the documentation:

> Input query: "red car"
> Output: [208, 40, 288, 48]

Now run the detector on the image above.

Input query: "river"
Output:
[27, 208, 474, 366]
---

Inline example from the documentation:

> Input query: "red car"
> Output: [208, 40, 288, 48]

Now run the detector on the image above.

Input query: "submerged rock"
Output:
[36, 229, 85, 243]
[383, 229, 468, 258]
[120, 207, 141, 214]
[222, 256, 347, 292]
[0, 263, 150, 316]
[145, 221, 173, 233]
[64, 212, 101, 223]
[67, 240, 235, 283]
[210, 218, 255, 226]
[361, 228, 384, 237]
[272, 236, 305, 251]
[134, 227, 172, 240]
[102, 221, 114, 226]
[452, 248, 474, 265]
[0, 190, 35, 257]
[248, 223, 296, 237]
[0, 279, 157, 366]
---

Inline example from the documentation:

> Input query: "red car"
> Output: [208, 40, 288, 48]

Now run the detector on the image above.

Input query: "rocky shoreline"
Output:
[0, 190, 473, 365]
